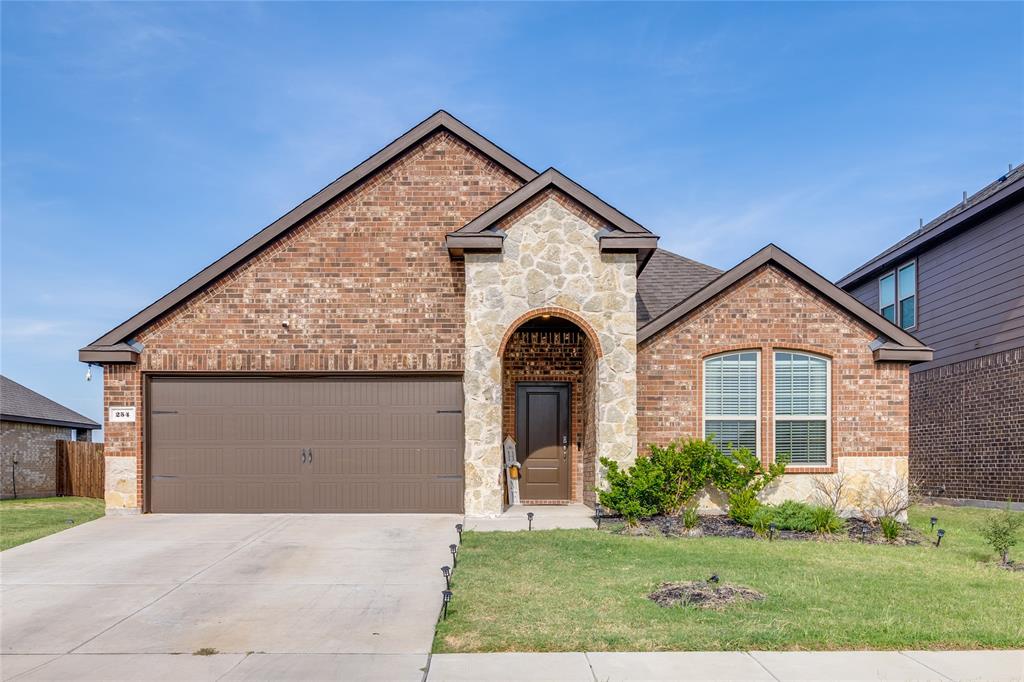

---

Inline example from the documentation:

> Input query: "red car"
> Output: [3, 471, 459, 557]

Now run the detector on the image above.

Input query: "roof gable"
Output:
[446, 168, 659, 257]
[638, 244, 932, 361]
[82, 111, 538, 358]
[637, 249, 721, 326]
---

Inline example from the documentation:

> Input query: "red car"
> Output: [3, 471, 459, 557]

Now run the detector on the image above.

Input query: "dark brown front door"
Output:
[516, 382, 570, 501]
[148, 376, 464, 513]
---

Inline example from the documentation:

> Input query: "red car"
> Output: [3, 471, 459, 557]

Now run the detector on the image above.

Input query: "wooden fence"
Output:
[56, 441, 105, 499]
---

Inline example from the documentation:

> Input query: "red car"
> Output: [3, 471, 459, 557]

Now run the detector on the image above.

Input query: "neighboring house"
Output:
[1, 375, 99, 499]
[839, 165, 1024, 505]
[79, 111, 930, 516]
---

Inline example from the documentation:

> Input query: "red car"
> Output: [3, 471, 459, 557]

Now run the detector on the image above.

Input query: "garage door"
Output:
[148, 376, 464, 513]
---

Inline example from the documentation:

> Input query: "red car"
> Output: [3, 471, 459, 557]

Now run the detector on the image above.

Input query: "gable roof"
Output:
[445, 168, 659, 256]
[637, 244, 933, 362]
[837, 163, 1024, 289]
[1, 375, 99, 430]
[81, 111, 538, 360]
[637, 249, 721, 326]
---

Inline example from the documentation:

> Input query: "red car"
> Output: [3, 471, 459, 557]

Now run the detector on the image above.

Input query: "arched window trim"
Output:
[701, 350, 761, 457]
[773, 349, 832, 467]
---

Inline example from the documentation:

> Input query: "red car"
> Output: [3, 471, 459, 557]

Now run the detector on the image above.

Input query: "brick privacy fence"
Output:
[910, 347, 1024, 503]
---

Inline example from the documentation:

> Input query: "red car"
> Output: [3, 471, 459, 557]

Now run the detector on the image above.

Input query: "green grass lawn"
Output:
[434, 504, 1024, 652]
[0, 496, 105, 551]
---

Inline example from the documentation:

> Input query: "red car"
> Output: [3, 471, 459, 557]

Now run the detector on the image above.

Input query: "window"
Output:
[703, 351, 759, 455]
[774, 351, 830, 466]
[878, 260, 916, 329]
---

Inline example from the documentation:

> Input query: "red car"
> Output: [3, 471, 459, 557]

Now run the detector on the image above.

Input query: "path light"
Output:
[65, 518, 75, 526]
[449, 543, 458, 568]
[861, 527, 869, 542]
[441, 565, 451, 590]
[442, 590, 453, 620]
[930, 516, 938, 532]
[595, 503, 602, 529]
[527, 512, 534, 531]
[769, 522, 777, 541]
[708, 574, 719, 584]
[455, 523, 463, 543]
[935, 529, 945, 547]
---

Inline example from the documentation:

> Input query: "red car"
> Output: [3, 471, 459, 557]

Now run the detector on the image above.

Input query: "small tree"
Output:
[980, 502, 1024, 566]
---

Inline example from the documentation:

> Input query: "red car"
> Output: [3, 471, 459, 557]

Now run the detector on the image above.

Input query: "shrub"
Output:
[980, 502, 1024, 566]
[682, 504, 700, 530]
[811, 505, 845, 535]
[597, 456, 666, 527]
[771, 500, 816, 531]
[713, 447, 788, 497]
[751, 505, 775, 536]
[880, 516, 900, 541]
[727, 489, 762, 525]
[648, 438, 720, 515]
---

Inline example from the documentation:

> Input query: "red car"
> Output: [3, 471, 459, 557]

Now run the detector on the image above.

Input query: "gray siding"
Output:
[847, 199, 1024, 372]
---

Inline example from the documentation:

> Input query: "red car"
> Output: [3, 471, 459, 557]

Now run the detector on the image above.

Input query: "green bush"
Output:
[812, 505, 846, 535]
[727, 489, 762, 525]
[751, 505, 774, 535]
[770, 500, 815, 531]
[980, 502, 1024, 565]
[648, 438, 720, 515]
[597, 456, 666, 527]
[880, 516, 900, 541]
[682, 504, 700, 530]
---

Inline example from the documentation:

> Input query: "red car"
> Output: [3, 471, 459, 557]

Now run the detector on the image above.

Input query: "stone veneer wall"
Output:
[463, 192, 638, 516]
[637, 264, 911, 516]
[0, 421, 74, 499]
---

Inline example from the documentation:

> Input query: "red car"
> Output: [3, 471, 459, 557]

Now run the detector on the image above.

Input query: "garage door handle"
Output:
[300, 448, 308, 463]
[308, 449, 314, 464]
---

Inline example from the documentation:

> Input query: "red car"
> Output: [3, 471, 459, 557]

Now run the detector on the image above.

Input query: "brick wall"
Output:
[910, 347, 1024, 503]
[501, 328, 590, 502]
[100, 131, 521, 510]
[637, 264, 910, 473]
[1, 421, 74, 498]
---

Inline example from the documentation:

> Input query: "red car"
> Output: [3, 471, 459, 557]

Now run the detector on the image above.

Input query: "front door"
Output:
[515, 383, 570, 501]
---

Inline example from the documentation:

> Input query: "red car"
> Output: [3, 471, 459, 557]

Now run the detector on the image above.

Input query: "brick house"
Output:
[839, 165, 1023, 505]
[79, 111, 930, 516]
[1, 375, 99, 499]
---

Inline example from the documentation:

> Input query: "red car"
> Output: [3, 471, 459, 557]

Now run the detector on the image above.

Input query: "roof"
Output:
[81, 111, 539, 361]
[0, 375, 99, 430]
[837, 163, 1024, 289]
[637, 249, 721, 326]
[446, 168, 659, 257]
[637, 244, 933, 362]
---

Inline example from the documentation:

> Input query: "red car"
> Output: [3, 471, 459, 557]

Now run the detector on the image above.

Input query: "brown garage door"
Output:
[148, 376, 464, 513]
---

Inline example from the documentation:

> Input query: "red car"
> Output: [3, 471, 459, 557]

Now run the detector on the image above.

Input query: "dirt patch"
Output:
[649, 581, 764, 610]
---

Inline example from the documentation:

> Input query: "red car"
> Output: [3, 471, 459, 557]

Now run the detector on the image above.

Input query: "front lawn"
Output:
[0, 496, 105, 551]
[433, 504, 1024, 652]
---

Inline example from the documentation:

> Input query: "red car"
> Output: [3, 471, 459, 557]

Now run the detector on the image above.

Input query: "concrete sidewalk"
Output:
[426, 650, 1024, 681]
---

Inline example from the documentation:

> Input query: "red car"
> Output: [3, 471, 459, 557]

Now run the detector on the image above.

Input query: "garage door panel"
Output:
[149, 377, 463, 513]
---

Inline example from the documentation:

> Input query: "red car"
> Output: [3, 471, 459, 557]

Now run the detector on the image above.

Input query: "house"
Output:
[839, 165, 1023, 505]
[79, 111, 930, 516]
[1, 375, 99, 499]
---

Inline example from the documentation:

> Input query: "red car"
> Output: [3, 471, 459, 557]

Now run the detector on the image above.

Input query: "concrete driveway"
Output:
[1, 513, 460, 681]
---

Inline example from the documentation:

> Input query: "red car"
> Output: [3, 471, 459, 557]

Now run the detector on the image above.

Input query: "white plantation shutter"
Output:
[774, 352, 830, 465]
[704, 352, 759, 454]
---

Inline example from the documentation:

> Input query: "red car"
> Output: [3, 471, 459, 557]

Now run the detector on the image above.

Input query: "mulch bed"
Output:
[602, 513, 926, 545]
[649, 580, 765, 610]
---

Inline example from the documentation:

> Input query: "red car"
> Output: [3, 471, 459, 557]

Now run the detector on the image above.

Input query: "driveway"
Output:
[1, 513, 460, 680]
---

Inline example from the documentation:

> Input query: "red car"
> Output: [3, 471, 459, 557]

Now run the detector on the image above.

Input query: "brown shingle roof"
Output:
[0, 375, 99, 429]
[637, 249, 721, 326]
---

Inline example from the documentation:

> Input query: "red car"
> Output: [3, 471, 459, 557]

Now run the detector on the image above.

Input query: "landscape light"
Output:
[455, 523, 463, 543]
[441, 565, 451, 589]
[595, 503, 602, 529]
[936, 529, 945, 547]
[442, 590, 453, 619]
[449, 543, 458, 568]
[527, 512, 534, 531]
[930, 516, 938, 532]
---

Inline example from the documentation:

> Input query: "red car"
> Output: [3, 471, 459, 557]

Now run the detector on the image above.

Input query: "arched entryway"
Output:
[500, 311, 600, 506]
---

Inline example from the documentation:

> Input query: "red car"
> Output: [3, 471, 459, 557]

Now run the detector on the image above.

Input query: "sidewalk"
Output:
[426, 650, 1024, 681]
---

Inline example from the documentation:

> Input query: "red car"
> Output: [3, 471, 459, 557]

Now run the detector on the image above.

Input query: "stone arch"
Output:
[497, 307, 604, 359]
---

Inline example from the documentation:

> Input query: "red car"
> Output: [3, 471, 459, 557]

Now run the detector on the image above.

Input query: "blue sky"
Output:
[2, 2, 1021, 431]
